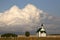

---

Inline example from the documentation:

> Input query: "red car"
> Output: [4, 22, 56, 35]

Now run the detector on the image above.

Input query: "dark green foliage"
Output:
[25, 31, 30, 37]
[1, 33, 17, 37]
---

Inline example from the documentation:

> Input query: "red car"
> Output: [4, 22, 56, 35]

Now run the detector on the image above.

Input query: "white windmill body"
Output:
[36, 24, 46, 37]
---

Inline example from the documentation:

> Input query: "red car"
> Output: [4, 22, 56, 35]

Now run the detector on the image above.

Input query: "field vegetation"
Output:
[0, 37, 60, 40]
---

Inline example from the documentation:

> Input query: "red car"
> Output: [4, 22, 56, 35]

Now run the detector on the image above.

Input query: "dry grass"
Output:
[0, 37, 60, 40]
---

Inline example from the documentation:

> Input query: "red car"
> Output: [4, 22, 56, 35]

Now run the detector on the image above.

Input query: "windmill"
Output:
[36, 24, 46, 37]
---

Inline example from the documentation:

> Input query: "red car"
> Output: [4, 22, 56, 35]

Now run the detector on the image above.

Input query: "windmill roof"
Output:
[36, 28, 42, 33]
[40, 31, 46, 33]
[36, 28, 46, 33]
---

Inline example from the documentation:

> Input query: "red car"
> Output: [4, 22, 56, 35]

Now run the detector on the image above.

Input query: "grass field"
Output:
[0, 37, 60, 40]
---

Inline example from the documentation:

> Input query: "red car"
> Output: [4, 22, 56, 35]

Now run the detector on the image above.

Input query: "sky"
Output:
[0, 0, 60, 34]
[0, 0, 60, 16]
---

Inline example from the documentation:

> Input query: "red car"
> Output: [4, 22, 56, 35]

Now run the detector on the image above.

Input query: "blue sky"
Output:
[0, 0, 60, 16]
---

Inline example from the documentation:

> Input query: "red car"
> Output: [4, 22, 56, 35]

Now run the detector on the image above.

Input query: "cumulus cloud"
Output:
[0, 4, 47, 33]
[0, 4, 60, 34]
[0, 4, 47, 25]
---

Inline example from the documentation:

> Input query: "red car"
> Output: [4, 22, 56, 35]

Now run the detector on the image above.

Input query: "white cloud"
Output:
[0, 4, 60, 34]
[48, 16, 53, 20]
[0, 4, 46, 25]
[0, 4, 47, 32]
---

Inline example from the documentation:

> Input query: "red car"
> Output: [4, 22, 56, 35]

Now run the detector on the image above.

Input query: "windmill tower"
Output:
[36, 24, 46, 37]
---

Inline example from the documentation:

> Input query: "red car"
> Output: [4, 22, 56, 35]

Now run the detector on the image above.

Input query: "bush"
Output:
[25, 31, 30, 37]
[1, 33, 18, 37]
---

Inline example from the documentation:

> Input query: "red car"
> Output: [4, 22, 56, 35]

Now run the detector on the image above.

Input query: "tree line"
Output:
[1, 31, 30, 37]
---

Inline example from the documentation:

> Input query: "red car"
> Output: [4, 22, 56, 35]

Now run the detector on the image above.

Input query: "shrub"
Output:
[1, 33, 17, 37]
[25, 31, 30, 37]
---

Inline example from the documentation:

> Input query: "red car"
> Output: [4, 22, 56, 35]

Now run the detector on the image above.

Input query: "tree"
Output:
[25, 31, 30, 37]
[1, 33, 18, 37]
